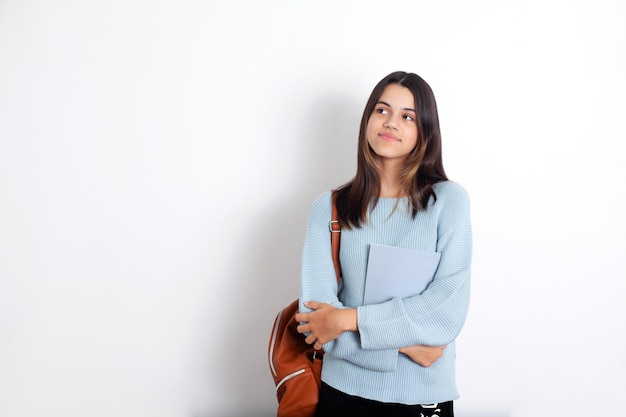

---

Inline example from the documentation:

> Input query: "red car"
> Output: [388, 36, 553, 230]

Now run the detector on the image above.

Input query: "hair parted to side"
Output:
[335, 71, 448, 229]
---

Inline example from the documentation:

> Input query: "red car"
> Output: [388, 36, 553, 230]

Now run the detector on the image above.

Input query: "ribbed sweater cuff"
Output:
[358, 298, 415, 350]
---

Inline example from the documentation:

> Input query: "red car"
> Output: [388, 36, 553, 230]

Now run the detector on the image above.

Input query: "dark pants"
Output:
[315, 382, 454, 417]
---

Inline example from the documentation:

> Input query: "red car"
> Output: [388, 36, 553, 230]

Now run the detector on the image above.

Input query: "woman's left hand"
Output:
[399, 344, 447, 367]
[295, 301, 357, 350]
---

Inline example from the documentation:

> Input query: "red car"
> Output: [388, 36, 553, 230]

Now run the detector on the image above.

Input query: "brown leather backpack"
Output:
[268, 192, 341, 417]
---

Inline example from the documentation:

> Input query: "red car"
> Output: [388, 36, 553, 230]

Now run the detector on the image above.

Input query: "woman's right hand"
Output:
[399, 345, 447, 367]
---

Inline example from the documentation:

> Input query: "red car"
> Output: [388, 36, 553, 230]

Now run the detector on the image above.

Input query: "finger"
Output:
[294, 312, 307, 322]
[303, 301, 322, 310]
[305, 335, 316, 345]
[296, 324, 308, 334]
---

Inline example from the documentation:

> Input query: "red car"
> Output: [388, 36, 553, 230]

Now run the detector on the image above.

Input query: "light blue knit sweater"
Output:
[299, 181, 472, 405]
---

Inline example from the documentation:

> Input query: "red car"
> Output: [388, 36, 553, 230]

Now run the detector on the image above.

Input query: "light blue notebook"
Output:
[363, 244, 441, 304]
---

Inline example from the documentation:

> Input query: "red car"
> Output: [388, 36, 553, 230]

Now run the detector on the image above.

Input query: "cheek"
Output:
[408, 128, 419, 146]
[365, 121, 376, 143]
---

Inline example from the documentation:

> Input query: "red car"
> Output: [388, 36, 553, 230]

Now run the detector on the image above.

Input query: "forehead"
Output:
[378, 84, 415, 108]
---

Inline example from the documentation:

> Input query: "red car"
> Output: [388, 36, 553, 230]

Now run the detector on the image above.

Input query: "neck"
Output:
[378, 160, 405, 198]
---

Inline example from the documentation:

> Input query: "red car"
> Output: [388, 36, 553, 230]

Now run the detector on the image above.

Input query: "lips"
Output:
[378, 133, 400, 142]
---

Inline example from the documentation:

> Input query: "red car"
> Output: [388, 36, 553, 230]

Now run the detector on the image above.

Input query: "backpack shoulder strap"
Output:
[330, 191, 341, 282]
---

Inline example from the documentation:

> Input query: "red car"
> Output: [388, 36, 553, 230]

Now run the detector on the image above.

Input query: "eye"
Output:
[374, 107, 388, 115]
[403, 114, 415, 121]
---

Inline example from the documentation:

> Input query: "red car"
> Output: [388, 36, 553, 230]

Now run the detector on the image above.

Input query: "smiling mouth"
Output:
[379, 133, 399, 142]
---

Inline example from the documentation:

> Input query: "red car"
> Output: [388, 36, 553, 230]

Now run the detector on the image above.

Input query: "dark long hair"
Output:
[335, 71, 448, 229]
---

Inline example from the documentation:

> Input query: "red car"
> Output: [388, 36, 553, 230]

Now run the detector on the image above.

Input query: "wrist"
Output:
[341, 308, 358, 332]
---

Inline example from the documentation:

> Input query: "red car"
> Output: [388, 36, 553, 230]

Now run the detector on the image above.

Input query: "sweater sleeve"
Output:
[357, 184, 473, 349]
[299, 192, 344, 313]
[299, 192, 399, 372]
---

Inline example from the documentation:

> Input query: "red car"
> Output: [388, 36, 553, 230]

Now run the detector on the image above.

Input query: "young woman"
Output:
[295, 71, 472, 417]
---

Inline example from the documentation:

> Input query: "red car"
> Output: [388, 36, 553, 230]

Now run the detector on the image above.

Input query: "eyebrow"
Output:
[377, 100, 416, 113]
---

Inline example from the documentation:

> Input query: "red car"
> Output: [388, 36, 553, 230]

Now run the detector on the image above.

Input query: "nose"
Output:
[383, 117, 398, 130]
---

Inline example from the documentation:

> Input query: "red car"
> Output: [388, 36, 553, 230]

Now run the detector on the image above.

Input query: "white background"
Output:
[1, 1, 625, 416]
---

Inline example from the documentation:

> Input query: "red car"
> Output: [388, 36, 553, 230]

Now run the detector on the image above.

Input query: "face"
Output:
[366, 83, 418, 163]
